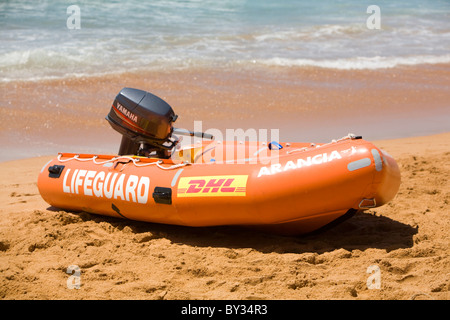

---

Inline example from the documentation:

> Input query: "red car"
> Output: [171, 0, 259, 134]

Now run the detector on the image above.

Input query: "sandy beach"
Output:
[0, 133, 448, 300]
[0, 64, 449, 300]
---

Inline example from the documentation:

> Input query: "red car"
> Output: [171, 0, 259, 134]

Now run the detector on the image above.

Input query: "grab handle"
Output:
[173, 128, 214, 140]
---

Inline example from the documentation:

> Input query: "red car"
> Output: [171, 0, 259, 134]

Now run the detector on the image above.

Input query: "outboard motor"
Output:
[106, 88, 213, 157]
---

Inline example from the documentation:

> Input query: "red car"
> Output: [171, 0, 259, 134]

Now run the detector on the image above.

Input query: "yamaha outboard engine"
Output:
[106, 88, 213, 157]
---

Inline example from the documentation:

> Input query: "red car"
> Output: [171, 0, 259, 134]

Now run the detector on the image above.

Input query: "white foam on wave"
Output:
[251, 55, 450, 70]
[7, 45, 444, 78]
[252, 24, 367, 43]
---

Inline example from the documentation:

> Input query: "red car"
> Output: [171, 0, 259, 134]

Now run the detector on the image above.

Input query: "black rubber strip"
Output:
[111, 203, 129, 219]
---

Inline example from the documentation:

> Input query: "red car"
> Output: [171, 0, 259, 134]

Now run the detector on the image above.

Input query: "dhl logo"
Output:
[177, 175, 248, 197]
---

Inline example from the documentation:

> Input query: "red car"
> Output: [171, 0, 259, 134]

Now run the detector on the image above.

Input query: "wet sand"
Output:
[0, 65, 449, 300]
[1, 64, 449, 161]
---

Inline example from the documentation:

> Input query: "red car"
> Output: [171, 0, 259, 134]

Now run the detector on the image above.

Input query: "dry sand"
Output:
[0, 132, 448, 300]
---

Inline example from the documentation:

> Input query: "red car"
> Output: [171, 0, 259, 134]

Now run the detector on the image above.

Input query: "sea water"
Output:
[1, 0, 450, 82]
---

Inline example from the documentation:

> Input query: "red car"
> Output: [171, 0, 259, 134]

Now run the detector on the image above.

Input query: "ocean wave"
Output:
[253, 24, 367, 43]
[251, 55, 450, 70]
[0, 47, 100, 69]
[2, 35, 450, 82]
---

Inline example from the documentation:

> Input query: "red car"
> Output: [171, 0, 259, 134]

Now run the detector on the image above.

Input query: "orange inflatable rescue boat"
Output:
[38, 88, 401, 235]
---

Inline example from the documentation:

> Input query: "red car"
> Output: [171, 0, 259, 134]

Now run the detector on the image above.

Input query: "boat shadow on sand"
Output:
[52, 208, 418, 254]
[151, 211, 417, 254]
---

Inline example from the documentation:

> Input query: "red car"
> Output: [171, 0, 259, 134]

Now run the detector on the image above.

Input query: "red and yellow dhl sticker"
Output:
[177, 175, 248, 197]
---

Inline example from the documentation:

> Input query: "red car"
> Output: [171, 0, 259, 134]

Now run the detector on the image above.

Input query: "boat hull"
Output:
[37, 137, 401, 235]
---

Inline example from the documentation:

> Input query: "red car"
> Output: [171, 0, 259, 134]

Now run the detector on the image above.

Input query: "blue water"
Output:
[1, 0, 450, 81]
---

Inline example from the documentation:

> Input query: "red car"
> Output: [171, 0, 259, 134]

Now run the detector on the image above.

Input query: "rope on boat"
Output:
[56, 154, 189, 170]
[286, 147, 308, 155]
[286, 133, 358, 154]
